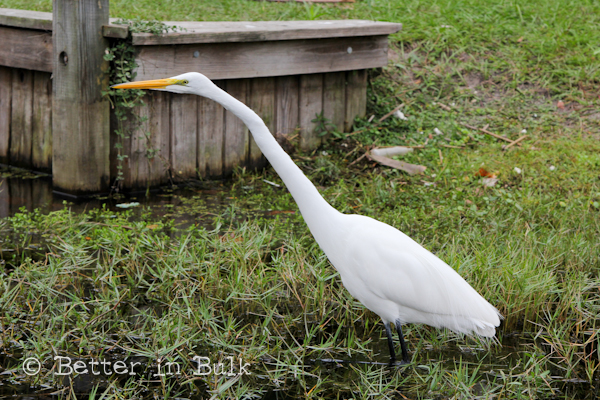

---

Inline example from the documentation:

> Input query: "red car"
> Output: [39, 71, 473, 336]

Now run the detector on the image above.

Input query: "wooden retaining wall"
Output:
[0, 67, 52, 171]
[0, 5, 401, 195]
[114, 71, 367, 190]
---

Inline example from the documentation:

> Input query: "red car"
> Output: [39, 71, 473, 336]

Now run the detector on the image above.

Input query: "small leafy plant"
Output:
[102, 20, 181, 189]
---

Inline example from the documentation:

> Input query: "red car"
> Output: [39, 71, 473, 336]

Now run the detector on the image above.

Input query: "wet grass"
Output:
[2, 0, 600, 398]
[1, 140, 599, 398]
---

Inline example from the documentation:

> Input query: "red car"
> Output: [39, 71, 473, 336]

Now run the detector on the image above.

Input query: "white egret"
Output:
[113, 72, 501, 363]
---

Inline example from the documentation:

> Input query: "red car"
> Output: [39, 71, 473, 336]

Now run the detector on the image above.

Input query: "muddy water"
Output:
[0, 166, 295, 233]
[0, 166, 233, 221]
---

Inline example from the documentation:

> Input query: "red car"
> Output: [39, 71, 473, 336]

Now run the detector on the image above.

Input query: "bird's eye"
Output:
[182, 80, 189, 85]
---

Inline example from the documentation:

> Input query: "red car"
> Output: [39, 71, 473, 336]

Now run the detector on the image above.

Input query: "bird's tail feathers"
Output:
[426, 312, 500, 338]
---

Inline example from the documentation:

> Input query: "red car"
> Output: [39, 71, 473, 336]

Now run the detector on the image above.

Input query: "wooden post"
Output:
[52, 0, 110, 195]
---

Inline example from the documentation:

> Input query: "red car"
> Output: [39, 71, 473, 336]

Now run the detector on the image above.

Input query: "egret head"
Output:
[111, 72, 213, 96]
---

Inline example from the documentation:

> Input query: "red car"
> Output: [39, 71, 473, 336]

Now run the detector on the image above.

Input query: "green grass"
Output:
[1, 0, 600, 398]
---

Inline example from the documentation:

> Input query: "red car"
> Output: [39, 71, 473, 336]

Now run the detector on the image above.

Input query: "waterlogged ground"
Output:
[2, 0, 600, 398]
[1, 144, 599, 399]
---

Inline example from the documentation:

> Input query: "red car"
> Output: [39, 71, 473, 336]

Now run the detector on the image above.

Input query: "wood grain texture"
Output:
[276, 76, 299, 141]
[197, 81, 224, 178]
[344, 69, 367, 132]
[0, 26, 52, 72]
[223, 79, 249, 175]
[134, 35, 389, 81]
[52, 0, 110, 195]
[102, 24, 129, 39]
[127, 100, 152, 189]
[299, 73, 323, 150]
[0, 10, 401, 41]
[131, 20, 401, 45]
[147, 91, 171, 185]
[0, 9, 135, 36]
[323, 71, 346, 134]
[248, 77, 276, 169]
[10, 69, 33, 167]
[110, 92, 170, 189]
[170, 93, 198, 179]
[32, 71, 52, 171]
[0, 8, 53, 30]
[0, 66, 11, 164]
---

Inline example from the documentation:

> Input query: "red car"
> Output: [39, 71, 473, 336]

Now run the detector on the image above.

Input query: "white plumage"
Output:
[113, 72, 502, 363]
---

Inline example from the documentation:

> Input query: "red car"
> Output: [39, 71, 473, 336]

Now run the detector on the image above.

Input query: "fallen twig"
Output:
[440, 144, 464, 149]
[461, 122, 514, 143]
[263, 179, 281, 187]
[348, 152, 368, 167]
[503, 135, 528, 150]
[437, 102, 453, 111]
[378, 103, 405, 123]
[346, 126, 384, 137]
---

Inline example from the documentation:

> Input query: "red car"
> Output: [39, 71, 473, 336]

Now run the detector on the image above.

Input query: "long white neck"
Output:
[206, 84, 342, 240]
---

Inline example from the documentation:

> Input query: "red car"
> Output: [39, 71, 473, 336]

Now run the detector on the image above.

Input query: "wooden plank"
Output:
[197, 81, 224, 178]
[248, 77, 276, 168]
[223, 79, 249, 175]
[0, 8, 53, 31]
[0, 11, 401, 41]
[52, 0, 110, 195]
[0, 66, 11, 164]
[102, 24, 129, 39]
[126, 102, 150, 189]
[134, 35, 389, 81]
[0, 10, 401, 43]
[344, 69, 367, 132]
[10, 69, 33, 167]
[31, 71, 52, 172]
[298, 73, 323, 150]
[323, 72, 346, 134]
[170, 93, 197, 179]
[0, 26, 53, 72]
[147, 91, 171, 186]
[0, 9, 135, 36]
[276, 75, 299, 145]
[131, 20, 401, 45]
[112, 95, 170, 190]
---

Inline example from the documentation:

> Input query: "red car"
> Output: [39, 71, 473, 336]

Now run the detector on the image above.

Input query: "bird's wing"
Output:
[338, 215, 500, 332]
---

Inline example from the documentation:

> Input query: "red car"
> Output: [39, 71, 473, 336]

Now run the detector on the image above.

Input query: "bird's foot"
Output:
[388, 358, 411, 367]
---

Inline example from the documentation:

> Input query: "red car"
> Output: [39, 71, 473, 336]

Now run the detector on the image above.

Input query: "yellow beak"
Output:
[111, 78, 180, 90]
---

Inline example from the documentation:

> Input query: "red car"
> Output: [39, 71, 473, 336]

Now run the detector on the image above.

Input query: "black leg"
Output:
[395, 319, 410, 363]
[384, 322, 396, 362]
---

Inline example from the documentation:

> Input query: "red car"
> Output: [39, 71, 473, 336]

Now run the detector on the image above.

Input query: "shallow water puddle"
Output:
[0, 333, 594, 399]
